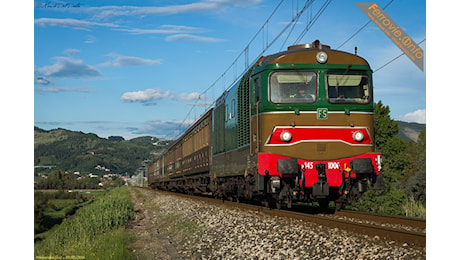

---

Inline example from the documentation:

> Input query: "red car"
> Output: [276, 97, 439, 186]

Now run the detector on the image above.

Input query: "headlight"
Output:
[352, 131, 364, 142]
[280, 131, 292, 142]
[316, 51, 328, 64]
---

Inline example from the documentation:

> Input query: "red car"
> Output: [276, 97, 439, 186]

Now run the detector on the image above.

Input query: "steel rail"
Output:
[336, 210, 426, 230]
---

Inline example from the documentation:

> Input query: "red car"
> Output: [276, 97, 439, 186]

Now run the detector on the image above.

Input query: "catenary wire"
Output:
[336, 0, 394, 50]
[374, 38, 426, 73]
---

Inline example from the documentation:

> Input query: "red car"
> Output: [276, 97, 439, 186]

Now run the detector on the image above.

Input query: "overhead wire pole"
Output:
[293, 0, 332, 44]
[254, 0, 326, 64]
[279, 0, 316, 51]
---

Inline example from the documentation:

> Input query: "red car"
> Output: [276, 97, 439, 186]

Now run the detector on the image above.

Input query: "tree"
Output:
[374, 100, 399, 151]
[404, 130, 426, 205]
[35, 169, 79, 190]
[108, 136, 125, 141]
[374, 101, 409, 185]
[381, 137, 409, 185]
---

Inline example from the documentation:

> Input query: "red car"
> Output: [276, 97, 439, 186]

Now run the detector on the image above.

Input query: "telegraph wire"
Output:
[374, 38, 426, 73]
[294, 0, 332, 44]
[336, 0, 394, 50]
[279, 0, 316, 51]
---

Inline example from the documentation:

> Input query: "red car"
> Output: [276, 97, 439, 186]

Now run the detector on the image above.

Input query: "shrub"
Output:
[352, 187, 406, 216]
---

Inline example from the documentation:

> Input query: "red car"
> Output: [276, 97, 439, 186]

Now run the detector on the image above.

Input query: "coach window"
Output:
[269, 71, 317, 104]
[254, 78, 260, 101]
[231, 99, 235, 120]
[327, 71, 370, 104]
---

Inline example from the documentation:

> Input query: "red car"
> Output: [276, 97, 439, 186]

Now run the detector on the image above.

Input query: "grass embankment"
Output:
[403, 196, 426, 219]
[35, 190, 101, 236]
[34, 187, 135, 259]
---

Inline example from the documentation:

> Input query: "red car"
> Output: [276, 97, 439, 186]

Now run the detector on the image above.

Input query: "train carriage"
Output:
[149, 109, 212, 193]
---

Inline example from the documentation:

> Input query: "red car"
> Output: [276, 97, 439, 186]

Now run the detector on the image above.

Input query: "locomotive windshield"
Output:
[269, 71, 317, 104]
[326, 71, 370, 104]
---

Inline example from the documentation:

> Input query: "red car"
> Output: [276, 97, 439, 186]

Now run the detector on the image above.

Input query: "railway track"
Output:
[283, 209, 425, 248]
[151, 188, 425, 248]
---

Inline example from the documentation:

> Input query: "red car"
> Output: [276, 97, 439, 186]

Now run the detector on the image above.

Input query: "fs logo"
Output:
[317, 108, 328, 120]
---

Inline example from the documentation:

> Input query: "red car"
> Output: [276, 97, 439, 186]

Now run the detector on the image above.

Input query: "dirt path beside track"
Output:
[127, 187, 182, 260]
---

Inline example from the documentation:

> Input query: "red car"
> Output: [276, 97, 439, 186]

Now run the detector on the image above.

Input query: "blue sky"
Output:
[33, 0, 426, 139]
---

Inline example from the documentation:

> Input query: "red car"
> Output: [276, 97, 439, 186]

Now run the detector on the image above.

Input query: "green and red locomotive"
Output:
[148, 40, 382, 210]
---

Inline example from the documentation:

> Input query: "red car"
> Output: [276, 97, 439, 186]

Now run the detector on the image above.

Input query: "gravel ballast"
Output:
[128, 187, 425, 259]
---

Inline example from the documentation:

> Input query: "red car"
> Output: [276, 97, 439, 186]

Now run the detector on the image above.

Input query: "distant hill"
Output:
[34, 127, 171, 176]
[396, 121, 426, 142]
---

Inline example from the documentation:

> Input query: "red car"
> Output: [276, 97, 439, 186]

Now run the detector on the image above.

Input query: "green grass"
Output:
[34, 129, 68, 146]
[35, 191, 94, 235]
[34, 187, 135, 259]
[403, 196, 426, 219]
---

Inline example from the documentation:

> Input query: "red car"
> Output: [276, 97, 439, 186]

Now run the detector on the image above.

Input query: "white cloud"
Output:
[165, 34, 224, 43]
[63, 49, 81, 57]
[132, 119, 197, 138]
[99, 53, 162, 67]
[116, 25, 204, 35]
[179, 92, 206, 101]
[35, 57, 102, 78]
[120, 89, 173, 102]
[397, 109, 426, 124]
[120, 88, 206, 103]
[84, 35, 97, 44]
[35, 86, 92, 93]
[34, 76, 50, 85]
[85, 0, 262, 18]
[34, 18, 119, 30]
